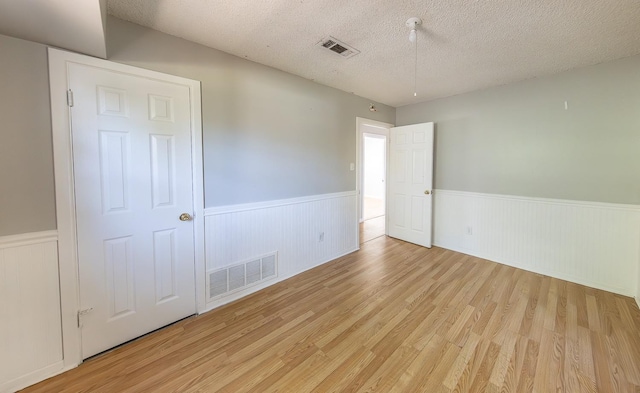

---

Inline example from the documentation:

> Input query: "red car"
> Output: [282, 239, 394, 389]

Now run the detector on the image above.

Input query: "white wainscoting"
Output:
[203, 191, 358, 310]
[433, 190, 640, 297]
[0, 231, 64, 393]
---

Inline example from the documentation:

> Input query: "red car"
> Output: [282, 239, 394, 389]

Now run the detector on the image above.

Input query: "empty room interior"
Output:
[1, 1, 640, 392]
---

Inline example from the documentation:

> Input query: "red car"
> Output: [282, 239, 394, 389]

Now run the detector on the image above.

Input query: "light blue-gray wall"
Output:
[0, 34, 55, 236]
[397, 55, 640, 205]
[0, 18, 395, 236]
[106, 17, 395, 207]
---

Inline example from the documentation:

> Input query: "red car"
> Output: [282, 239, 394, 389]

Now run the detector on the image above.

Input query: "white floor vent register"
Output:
[207, 252, 278, 301]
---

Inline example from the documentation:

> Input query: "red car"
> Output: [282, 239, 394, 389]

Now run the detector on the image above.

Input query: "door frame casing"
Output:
[355, 117, 393, 243]
[49, 48, 205, 369]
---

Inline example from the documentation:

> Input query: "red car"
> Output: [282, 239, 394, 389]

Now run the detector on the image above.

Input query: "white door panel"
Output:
[388, 123, 434, 248]
[70, 63, 196, 358]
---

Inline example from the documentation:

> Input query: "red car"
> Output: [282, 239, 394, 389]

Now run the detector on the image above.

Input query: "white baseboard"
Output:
[200, 247, 359, 314]
[433, 242, 631, 296]
[203, 191, 358, 310]
[0, 362, 74, 393]
[433, 189, 640, 297]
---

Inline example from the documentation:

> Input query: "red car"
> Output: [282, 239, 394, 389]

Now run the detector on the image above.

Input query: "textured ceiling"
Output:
[107, 0, 640, 107]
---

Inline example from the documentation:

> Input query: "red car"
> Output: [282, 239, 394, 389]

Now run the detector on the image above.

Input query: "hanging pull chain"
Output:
[406, 17, 422, 98]
[414, 31, 418, 97]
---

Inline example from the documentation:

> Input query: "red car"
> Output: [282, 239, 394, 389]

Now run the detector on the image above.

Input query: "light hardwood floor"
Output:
[363, 197, 384, 220]
[24, 236, 640, 392]
[360, 215, 385, 244]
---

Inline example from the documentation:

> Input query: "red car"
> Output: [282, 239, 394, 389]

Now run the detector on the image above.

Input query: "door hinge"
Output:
[77, 307, 93, 328]
[67, 89, 74, 107]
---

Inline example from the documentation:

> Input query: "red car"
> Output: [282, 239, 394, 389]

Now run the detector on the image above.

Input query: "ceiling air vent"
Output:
[318, 36, 360, 59]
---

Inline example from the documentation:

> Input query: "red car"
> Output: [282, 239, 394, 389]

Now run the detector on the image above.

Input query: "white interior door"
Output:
[69, 63, 197, 358]
[388, 122, 434, 248]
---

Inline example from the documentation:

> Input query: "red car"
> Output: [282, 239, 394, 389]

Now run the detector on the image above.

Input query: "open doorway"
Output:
[362, 133, 386, 243]
[356, 118, 392, 244]
[363, 134, 386, 220]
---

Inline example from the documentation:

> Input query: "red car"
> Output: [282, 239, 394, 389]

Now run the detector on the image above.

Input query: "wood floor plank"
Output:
[586, 294, 601, 332]
[468, 340, 501, 393]
[442, 332, 482, 390]
[21, 236, 640, 393]
[499, 334, 529, 393]
[312, 346, 377, 392]
[389, 334, 448, 393]
[591, 329, 615, 392]
[488, 330, 518, 388]
[352, 345, 418, 393]
[515, 338, 539, 393]
[568, 281, 591, 330]
[577, 325, 598, 389]
[526, 276, 551, 341]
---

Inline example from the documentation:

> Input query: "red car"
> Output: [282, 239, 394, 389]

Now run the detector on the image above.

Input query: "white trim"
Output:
[0, 361, 69, 393]
[48, 48, 205, 369]
[636, 297, 640, 311]
[49, 48, 82, 368]
[432, 189, 640, 297]
[204, 191, 356, 215]
[435, 244, 632, 296]
[0, 230, 57, 249]
[355, 117, 393, 238]
[188, 71, 206, 315]
[434, 189, 640, 212]
[199, 247, 358, 315]
[355, 117, 394, 131]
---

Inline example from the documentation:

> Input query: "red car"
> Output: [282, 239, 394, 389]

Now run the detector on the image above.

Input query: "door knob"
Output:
[424, 190, 431, 195]
[179, 213, 193, 221]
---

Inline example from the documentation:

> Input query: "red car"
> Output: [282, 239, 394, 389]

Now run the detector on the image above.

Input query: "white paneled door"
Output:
[388, 123, 434, 248]
[69, 63, 196, 358]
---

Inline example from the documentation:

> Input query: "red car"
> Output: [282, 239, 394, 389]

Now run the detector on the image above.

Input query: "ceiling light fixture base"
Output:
[406, 17, 422, 43]
[405, 17, 422, 29]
